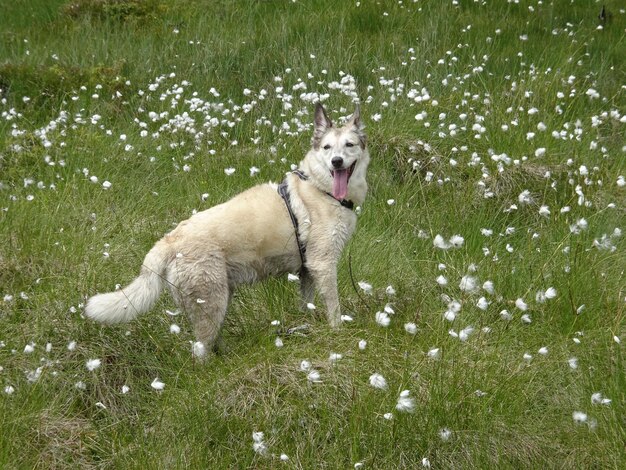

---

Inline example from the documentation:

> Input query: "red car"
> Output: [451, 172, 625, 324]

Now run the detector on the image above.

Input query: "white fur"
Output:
[84, 104, 370, 356]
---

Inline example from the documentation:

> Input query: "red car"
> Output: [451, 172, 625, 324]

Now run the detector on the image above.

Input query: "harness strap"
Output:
[278, 180, 307, 271]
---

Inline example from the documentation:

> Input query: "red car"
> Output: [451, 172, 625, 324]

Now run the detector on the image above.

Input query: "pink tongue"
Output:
[332, 169, 349, 199]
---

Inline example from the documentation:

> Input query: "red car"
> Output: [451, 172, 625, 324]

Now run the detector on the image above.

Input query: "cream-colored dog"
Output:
[85, 103, 370, 356]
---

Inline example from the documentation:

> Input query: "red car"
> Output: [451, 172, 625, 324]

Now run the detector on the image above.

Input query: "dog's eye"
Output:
[323, 144, 331, 150]
[346, 142, 354, 147]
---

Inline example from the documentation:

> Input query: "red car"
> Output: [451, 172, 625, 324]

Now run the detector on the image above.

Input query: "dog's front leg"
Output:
[299, 269, 315, 311]
[308, 265, 341, 327]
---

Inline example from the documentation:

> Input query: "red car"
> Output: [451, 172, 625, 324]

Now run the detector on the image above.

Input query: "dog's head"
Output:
[308, 103, 369, 201]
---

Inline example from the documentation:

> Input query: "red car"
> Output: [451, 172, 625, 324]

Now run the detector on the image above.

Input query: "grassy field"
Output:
[1, 0, 625, 467]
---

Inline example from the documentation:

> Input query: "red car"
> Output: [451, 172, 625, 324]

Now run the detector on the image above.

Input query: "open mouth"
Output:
[330, 160, 357, 200]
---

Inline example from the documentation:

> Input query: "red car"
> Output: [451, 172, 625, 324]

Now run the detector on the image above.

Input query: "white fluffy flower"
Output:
[192, 341, 206, 358]
[433, 234, 451, 250]
[151, 378, 165, 390]
[375, 311, 391, 327]
[307, 370, 322, 383]
[358, 281, 373, 294]
[449, 234, 464, 248]
[459, 275, 478, 293]
[396, 390, 415, 413]
[515, 298, 528, 311]
[369, 373, 388, 389]
[404, 322, 418, 334]
[572, 411, 587, 424]
[86, 359, 101, 371]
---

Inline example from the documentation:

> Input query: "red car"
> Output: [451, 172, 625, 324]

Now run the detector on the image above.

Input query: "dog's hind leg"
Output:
[299, 269, 315, 311]
[168, 254, 230, 357]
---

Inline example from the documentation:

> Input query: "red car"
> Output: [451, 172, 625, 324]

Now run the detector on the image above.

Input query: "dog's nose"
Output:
[331, 157, 344, 169]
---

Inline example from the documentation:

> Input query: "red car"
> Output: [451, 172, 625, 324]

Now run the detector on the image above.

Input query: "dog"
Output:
[85, 103, 370, 356]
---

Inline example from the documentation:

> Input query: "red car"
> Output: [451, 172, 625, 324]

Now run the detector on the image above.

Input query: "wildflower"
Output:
[591, 392, 611, 405]
[476, 297, 489, 310]
[436, 275, 448, 286]
[459, 275, 478, 293]
[523, 352, 533, 361]
[572, 411, 587, 424]
[515, 298, 528, 311]
[306, 303, 316, 310]
[427, 347, 440, 359]
[121, 385, 130, 394]
[433, 234, 451, 250]
[358, 281, 373, 294]
[86, 359, 101, 371]
[102, 181, 112, 189]
[23, 343, 35, 354]
[439, 428, 452, 441]
[252, 431, 268, 455]
[170, 324, 181, 334]
[383, 413, 393, 420]
[449, 234, 464, 247]
[539, 205, 550, 217]
[341, 314, 353, 322]
[538, 347, 548, 355]
[369, 373, 388, 389]
[151, 378, 165, 390]
[224, 168, 236, 176]
[375, 311, 390, 327]
[518, 190, 532, 204]
[483, 280, 494, 294]
[300, 360, 312, 371]
[459, 326, 474, 342]
[568, 357, 578, 369]
[500, 310, 512, 321]
[521, 314, 532, 324]
[404, 323, 418, 334]
[396, 390, 415, 413]
[192, 341, 206, 358]
[329, 353, 343, 362]
[4, 386, 15, 395]
[287, 273, 299, 282]
[386, 285, 396, 295]
[422, 457, 431, 468]
[307, 370, 322, 383]
[280, 454, 289, 461]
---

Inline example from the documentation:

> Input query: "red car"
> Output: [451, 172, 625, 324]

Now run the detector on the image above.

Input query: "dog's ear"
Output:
[348, 104, 367, 148]
[313, 103, 332, 148]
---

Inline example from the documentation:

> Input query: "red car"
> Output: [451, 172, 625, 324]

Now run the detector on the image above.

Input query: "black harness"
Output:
[277, 170, 354, 272]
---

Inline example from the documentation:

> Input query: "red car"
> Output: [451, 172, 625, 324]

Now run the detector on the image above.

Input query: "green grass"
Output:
[1, 0, 625, 468]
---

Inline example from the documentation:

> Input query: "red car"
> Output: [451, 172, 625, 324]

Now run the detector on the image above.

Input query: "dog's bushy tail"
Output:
[85, 243, 169, 324]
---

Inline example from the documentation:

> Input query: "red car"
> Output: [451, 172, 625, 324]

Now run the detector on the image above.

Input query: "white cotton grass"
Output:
[86, 358, 101, 371]
[404, 322, 418, 334]
[252, 431, 268, 455]
[433, 234, 464, 250]
[151, 378, 165, 391]
[192, 341, 206, 358]
[375, 311, 391, 327]
[358, 281, 373, 294]
[395, 390, 415, 413]
[459, 275, 478, 293]
[368, 373, 388, 390]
